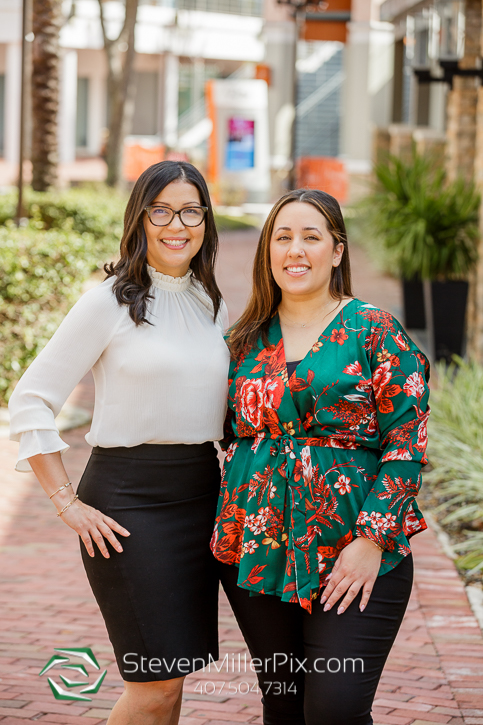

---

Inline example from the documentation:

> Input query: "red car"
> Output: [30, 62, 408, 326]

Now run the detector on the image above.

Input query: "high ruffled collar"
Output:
[147, 264, 193, 292]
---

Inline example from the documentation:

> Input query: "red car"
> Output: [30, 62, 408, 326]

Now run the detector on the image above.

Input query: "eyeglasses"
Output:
[144, 205, 208, 227]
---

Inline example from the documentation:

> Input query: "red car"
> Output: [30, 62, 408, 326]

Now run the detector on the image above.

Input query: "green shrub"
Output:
[214, 212, 258, 232]
[426, 358, 483, 574]
[0, 185, 127, 406]
[0, 224, 105, 405]
[359, 151, 480, 279]
[0, 185, 126, 255]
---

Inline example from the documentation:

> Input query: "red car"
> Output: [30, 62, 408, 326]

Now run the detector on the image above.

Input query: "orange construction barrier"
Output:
[123, 142, 165, 182]
[296, 157, 348, 204]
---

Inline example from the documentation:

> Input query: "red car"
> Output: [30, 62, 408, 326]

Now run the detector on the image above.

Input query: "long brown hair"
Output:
[105, 161, 222, 325]
[228, 188, 353, 358]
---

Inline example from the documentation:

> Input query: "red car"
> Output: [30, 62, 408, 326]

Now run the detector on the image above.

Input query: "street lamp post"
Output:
[16, 0, 30, 226]
[276, 0, 328, 189]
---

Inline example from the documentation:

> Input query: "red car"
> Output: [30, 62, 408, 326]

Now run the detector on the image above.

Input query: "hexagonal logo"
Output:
[38, 647, 107, 701]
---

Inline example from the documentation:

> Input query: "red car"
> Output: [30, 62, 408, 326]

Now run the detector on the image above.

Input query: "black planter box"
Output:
[424, 279, 469, 362]
[402, 277, 426, 329]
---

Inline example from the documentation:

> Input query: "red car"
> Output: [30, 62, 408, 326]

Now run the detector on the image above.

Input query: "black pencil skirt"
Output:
[77, 442, 221, 682]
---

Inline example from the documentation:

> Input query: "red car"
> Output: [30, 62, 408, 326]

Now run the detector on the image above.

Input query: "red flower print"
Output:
[334, 474, 353, 495]
[379, 513, 397, 531]
[243, 564, 268, 586]
[247, 466, 275, 505]
[377, 473, 419, 516]
[244, 513, 257, 530]
[264, 377, 285, 410]
[372, 361, 402, 414]
[403, 372, 426, 398]
[292, 459, 303, 483]
[242, 539, 259, 555]
[252, 339, 286, 377]
[403, 505, 422, 535]
[391, 331, 410, 351]
[343, 361, 362, 375]
[330, 328, 349, 345]
[366, 412, 378, 435]
[376, 349, 391, 363]
[225, 441, 239, 462]
[316, 549, 327, 573]
[356, 378, 372, 393]
[372, 361, 391, 393]
[382, 448, 412, 462]
[239, 378, 264, 429]
[250, 436, 264, 454]
[416, 415, 428, 450]
[369, 511, 383, 529]
[301, 446, 313, 486]
[357, 510, 370, 525]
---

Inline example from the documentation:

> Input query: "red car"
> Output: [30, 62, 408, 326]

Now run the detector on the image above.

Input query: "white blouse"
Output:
[9, 266, 231, 472]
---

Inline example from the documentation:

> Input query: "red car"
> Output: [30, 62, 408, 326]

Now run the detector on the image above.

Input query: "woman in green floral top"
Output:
[211, 189, 430, 725]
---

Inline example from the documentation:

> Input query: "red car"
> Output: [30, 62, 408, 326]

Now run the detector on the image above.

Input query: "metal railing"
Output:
[141, 0, 263, 16]
[296, 70, 345, 119]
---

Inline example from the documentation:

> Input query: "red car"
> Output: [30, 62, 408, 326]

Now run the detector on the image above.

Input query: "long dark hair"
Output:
[105, 161, 222, 325]
[228, 188, 353, 358]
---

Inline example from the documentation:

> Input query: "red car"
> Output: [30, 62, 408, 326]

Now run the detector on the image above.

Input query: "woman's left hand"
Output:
[320, 537, 383, 614]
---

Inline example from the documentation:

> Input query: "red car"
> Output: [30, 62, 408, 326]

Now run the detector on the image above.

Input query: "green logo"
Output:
[38, 647, 107, 701]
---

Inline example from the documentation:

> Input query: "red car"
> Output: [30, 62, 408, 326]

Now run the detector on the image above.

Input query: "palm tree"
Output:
[31, 0, 62, 191]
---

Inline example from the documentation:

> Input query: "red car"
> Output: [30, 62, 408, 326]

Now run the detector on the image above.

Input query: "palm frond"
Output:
[360, 149, 480, 279]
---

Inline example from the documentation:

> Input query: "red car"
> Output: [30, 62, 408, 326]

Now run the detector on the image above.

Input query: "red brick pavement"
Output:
[0, 230, 482, 724]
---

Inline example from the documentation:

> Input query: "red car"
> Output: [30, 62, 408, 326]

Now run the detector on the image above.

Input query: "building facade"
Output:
[1, 0, 393, 200]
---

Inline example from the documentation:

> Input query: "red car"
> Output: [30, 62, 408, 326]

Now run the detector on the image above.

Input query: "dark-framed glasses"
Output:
[144, 205, 208, 227]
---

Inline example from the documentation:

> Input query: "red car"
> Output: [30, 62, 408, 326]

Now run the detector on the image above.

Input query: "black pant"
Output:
[219, 554, 413, 725]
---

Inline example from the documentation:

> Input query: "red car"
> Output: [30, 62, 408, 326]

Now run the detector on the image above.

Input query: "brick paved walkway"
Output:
[0, 230, 482, 724]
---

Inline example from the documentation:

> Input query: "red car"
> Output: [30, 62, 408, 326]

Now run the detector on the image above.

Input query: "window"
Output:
[132, 72, 159, 136]
[76, 77, 89, 148]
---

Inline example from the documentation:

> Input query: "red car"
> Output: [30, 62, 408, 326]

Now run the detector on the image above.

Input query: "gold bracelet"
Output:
[57, 495, 79, 517]
[370, 539, 385, 553]
[49, 481, 72, 499]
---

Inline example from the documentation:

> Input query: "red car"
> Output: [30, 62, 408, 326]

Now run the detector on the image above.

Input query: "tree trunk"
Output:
[31, 0, 62, 191]
[98, 0, 139, 187]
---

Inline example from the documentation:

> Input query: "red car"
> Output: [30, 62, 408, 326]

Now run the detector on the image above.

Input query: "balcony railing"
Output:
[141, 0, 264, 16]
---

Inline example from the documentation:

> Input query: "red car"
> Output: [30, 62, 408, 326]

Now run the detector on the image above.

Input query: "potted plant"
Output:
[364, 150, 480, 361]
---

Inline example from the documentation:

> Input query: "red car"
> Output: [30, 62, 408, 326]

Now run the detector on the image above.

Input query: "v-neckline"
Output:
[276, 297, 359, 380]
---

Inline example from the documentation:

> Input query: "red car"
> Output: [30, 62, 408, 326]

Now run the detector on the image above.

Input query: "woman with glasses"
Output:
[9, 161, 230, 725]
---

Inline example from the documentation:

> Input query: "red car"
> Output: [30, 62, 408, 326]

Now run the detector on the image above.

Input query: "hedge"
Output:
[0, 223, 109, 405]
[0, 186, 126, 250]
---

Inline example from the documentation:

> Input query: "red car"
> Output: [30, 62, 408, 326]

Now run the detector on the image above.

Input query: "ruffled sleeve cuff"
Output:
[15, 430, 70, 473]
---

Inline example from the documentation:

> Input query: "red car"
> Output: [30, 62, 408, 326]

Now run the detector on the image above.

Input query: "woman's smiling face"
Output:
[143, 180, 205, 277]
[270, 201, 344, 299]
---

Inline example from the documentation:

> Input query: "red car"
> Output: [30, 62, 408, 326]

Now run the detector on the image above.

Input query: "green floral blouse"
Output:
[210, 299, 430, 612]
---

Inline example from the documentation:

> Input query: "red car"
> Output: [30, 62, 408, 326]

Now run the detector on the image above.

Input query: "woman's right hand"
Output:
[58, 498, 130, 558]
[27, 451, 131, 558]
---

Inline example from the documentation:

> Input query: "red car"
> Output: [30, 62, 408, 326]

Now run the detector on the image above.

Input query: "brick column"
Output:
[372, 126, 390, 166]
[412, 128, 446, 162]
[464, 0, 483, 359]
[445, 0, 481, 183]
[388, 124, 415, 161]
